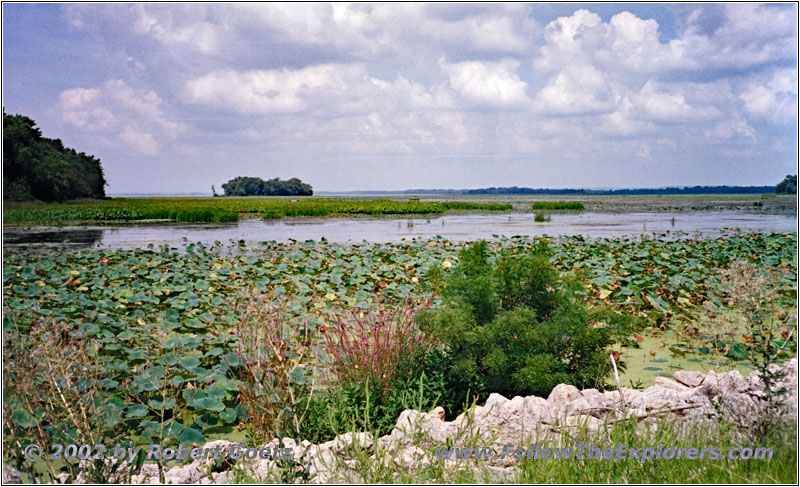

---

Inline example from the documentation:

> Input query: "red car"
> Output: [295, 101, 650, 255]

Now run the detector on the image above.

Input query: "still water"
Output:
[3, 211, 796, 251]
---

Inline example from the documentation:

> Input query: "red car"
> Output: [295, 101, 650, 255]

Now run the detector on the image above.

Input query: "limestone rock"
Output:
[654, 376, 690, 391]
[332, 432, 374, 454]
[547, 384, 582, 406]
[674, 370, 705, 388]
[602, 387, 642, 406]
[628, 385, 685, 410]
[51, 360, 800, 484]
[2, 467, 21, 484]
[394, 446, 428, 471]
[427, 406, 445, 421]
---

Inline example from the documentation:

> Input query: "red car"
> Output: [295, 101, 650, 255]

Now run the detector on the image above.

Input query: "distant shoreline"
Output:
[111, 185, 779, 198]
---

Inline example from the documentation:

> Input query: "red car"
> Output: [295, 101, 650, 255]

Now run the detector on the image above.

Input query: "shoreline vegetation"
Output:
[2, 198, 513, 226]
[3, 233, 797, 483]
[3, 193, 796, 226]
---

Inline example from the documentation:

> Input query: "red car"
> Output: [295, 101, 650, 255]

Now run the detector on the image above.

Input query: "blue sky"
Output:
[2, 3, 797, 194]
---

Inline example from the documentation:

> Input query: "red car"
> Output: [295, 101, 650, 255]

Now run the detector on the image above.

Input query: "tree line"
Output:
[775, 175, 797, 194]
[221, 176, 312, 196]
[3, 110, 107, 201]
[465, 185, 778, 195]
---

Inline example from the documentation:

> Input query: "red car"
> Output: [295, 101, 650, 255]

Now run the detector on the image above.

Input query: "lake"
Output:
[3, 210, 796, 251]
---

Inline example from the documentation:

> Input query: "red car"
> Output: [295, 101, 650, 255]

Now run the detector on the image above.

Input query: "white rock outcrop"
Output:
[25, 359, 794, 484]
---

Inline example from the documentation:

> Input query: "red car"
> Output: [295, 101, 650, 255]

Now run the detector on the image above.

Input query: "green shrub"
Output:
[416, 241, 632, 409]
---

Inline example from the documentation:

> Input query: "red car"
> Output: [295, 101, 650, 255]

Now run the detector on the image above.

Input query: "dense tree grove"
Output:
[775, 175, 797, 194]
[221, 176, 313, 196]
[3, 110, 107, 202]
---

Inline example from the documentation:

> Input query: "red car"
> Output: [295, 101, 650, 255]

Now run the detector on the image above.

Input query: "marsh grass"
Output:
[512, 415, 796, 484]
[230, 293, 319, 445]
[3, 198, 512, 225]
[532, 201, 585, 210]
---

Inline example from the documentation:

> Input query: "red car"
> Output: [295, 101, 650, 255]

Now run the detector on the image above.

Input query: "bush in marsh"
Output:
[417, 241, 634, 411]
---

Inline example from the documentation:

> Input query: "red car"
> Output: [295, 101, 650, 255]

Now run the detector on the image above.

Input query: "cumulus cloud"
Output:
[58, 79, 185, 156]
[631, 81, 721, 122]
[705, 117, 755, 140]
[739, 68, 798, 125]
[441, 59, 530, 107]
[8, 3, 791, 192]
[185, 63, 454, 116]
[534, 64, 617, 114]
[535, 5, 797, 78]
[63, 3, 536, 71]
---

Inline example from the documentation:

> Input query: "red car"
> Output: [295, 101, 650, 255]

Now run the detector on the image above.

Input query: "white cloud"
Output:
[185, 63, 454, 116]
[58, 79, 185, 156]
[30, 3, 795, 192]
[63, 3, 536, 70]
[119, 126, 159, 156]
[690, 3, 798, 68]
[441, 59, 529, 107]
[705, 117, 755, 140]
[632, 81, 721, 122]
[534, 64, 617, 114]
[739, 68, 798, 125]
[536, 5, 796, 78]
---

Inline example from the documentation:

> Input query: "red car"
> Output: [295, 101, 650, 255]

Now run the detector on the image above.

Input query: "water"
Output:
[3, 211, 796, 251]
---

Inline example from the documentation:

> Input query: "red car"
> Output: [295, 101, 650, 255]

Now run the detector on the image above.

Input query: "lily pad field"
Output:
[2, 198, 798, 482]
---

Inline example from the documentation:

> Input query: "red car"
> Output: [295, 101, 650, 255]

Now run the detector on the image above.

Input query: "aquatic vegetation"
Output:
[531, 201, 584, 210]
[3, 198, 512, 225]
[2, 233, 795, 456]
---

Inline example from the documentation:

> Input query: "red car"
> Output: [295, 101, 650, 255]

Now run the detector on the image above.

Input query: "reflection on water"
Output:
[3, 211, 797, 251]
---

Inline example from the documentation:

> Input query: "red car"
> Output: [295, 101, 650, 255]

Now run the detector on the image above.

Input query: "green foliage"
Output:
[221, 176, 313, 196]
[305, 298, 446, 441]
[3, 197, 512, 225]
[1, 233, 795, 453]
[531, 201, 584, 210]
[229, 294, 317, 444]
[417, 241, 633, 407]
[3, 110, 107, 201]
[775, 174, 797, 194]
[301, 369, 446, 442]
[3, 320, 131, 482]
[433, 241, 498, 324]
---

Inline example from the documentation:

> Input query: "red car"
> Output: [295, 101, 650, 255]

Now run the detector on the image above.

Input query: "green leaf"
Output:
[220, 408, 237, 423]
[148, 397, 176, 410]
[190, 396, 225, 412]
[126, 404, 149, 418]
[180, 356, 201, 370]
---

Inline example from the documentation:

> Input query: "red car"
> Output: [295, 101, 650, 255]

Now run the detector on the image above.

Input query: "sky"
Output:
[2, 3, 798, 194]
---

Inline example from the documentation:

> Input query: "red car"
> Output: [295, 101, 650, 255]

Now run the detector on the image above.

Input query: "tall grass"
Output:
[320, 297, 433, 394]
[3, 198, 511, 225]
[531, 201, 585, 210]
[228, 294, 318, 444]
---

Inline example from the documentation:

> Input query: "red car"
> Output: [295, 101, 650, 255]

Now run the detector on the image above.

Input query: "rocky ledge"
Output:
[7, 360, 795, 484]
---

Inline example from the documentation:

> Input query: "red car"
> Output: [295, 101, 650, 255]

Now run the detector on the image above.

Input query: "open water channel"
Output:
[4, 210, 796, 251]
